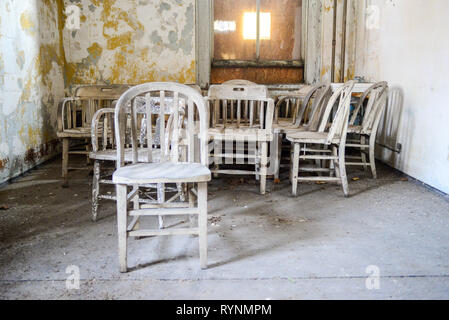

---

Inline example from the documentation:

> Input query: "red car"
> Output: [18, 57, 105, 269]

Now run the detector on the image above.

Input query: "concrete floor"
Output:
[0, 156, 448, 300]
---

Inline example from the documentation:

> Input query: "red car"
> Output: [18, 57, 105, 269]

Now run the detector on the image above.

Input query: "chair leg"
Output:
[255, 142, 261, 181]
[198, 182, 208, 269]
[62, 138, 69, 187]
[116, 184, 128, 273]
[292, 143, 300, 196]
[369, 135, 378, 179]
[338, 145, 349, 197]
[131, 185, 140, 234]
[92, 160, 100, 222]
[157, 183, 165, 229]
[332, 145, 340, 178]
[271, 132, 281, 180]
[361, 136, 368, 172]
[85, 138, 91, 165]
[289, 142, 294, 184]
[189, 184, 197, 231]
[260, 142, 268, 195]
[213, 140, 220, 178]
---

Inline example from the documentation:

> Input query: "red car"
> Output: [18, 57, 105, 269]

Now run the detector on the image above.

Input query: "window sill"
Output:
[212, 59, 304, 68]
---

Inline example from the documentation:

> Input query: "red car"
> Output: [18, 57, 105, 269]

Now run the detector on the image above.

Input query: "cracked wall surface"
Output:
[0, 0, 65, 184]
[1, 0, 196, 184]
[62, 0, 196, 91]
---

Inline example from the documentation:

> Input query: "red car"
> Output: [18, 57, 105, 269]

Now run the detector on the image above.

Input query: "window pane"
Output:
[259, 0, 302, 60]
[214, 0, 257, 60]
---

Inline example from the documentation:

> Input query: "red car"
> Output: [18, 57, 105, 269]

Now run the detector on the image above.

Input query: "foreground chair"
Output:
[57, 84, 130, 186]
[345, 82, 389, 179]
[112, 83, 211, 272]
[90, 85, 202, 222]
[287, 81, 355, 197]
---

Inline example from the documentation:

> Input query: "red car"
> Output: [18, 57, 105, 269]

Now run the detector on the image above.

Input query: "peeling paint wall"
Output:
[62, 0, 196, 90]
[0, 0, 65, 184]
[354, 0, 449, 194]
[303, 0, 359, 84]
[1, 0, 196, 184]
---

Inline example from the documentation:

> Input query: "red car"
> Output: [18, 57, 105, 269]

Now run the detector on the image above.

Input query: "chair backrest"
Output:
[114, 82, 208, 169]
[74, 84, 130, 99]
[274, 86, 313, 125]
[223, 79, 257, 86]
[62, 84, 130, 131]
[207, 84, 273, 130]
[365, 84, 389, 136]
[350, 81, 388, 133]
[295, 84, 332, 130]
[318, 81, 355, 144]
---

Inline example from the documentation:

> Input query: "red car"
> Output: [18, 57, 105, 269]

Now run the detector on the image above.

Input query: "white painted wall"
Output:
[355, 0, 449, 194]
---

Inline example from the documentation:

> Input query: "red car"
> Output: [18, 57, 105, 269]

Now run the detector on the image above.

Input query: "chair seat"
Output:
[208, 127, 272, 142]
[90, 149, 161, 162]
[57, 127, 91, 138]
[113, 162, 211, 184]
[286, 131, 341, 144]
[273, 122, 310, 134]
[347, 125, 372, 135]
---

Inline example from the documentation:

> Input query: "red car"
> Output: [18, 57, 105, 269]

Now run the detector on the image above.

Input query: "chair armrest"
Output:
[57, 97, 78, 132]
[91, 108, 115, 152]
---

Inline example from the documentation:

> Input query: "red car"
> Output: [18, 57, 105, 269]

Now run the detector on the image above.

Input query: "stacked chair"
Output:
[345, 82, 389, 179]
[286, 81, 355, 197]
[57, 85, 130, 186]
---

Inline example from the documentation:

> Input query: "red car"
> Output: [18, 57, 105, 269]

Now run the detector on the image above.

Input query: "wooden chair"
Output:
[271, 84, 332, 179]
[90, 85, 202, 222]
[286, 81, 355, 197]
[345, 82, 389, 179]
[112, 82, 210, 272]
[206, 84, 274, 194]
[57, 84, 130, 186]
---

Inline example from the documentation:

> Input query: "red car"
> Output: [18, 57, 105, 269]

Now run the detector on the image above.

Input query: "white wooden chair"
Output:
[90, 86, 202, 222]
[271, 84, 332, 179]
[345, 82, 389, 179]
[57, 85, 130, 186]
[286, 81, 355, 197]
[206, 84, 274, 194]
[112, 83, 210, 272]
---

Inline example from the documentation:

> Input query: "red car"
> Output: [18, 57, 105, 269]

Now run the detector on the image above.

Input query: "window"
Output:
[212, 0, 303, 84]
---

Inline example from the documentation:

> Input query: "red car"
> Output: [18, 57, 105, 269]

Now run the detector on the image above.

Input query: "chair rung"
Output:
[346, 162, 373, 166]
[299, 166, 333, 172]
[297, 177, 341, 182]
[98, 194, 116, 200]
[301, 148, 332, 153]
[129, 208, 199, 216]
[129, 228, 199, 237]
[213, 154, 257, 159]
[212, 169, 257, 175]
[99, 179, 115, 185]
[346, 144, 369, 148]
[69, 151, 90, 155]
[141, 203, 191, 209]
[298, 155, 338, 160]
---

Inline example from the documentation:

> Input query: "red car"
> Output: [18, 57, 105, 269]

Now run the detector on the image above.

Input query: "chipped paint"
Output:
[0, 0, 65, 183]
[1, 0, 197, 183]
[62, 0, 196, 87]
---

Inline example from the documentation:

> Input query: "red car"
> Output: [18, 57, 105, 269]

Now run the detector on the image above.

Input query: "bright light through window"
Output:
[243, 12, 271, 40]
[214, 20, 237, 33]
